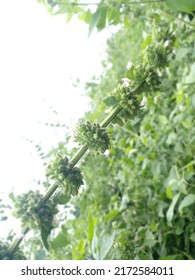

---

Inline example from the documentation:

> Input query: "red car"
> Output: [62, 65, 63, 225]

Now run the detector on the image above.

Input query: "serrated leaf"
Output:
[166, 193, 180, 223]
[179, 194, 195, 213]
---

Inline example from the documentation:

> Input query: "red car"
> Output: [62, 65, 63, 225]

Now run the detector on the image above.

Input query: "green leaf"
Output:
[141, 35, 152, 51]
[51, 232, 69, 250]
[99, 232, 115, 259]
[96, 6, 108, 31]
[107, 9, 120, 25]
[103, 96, 117, 107]
[88, 212, 94, 247]
[79, 10, 92, 25]
[52, 191, 71, 205]
[159, 255, 178, 260]
[190, 233, 195, 243]
[166, 193, 180, 223]
[125, 65, 135, 80]
[105, 209, 119, 221]
[192, 94, 195, 109]
[186, 63, 195, 84]
[175, 48, 194, 61]
[91, 234, 99, 259]
[165, 0, 195, 12]
[139, 253, 153, 260]
[166, 185, 174, 199]
[179, 194, 195, 213]
[0, 216, 8, 221]
[41, 228, 50, 251]
[144, 231, 156, 247]
[112, 116, 124, 126]
[89, 9, 101, 36]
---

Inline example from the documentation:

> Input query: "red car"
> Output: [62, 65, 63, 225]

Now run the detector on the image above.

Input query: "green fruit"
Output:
[74, 121, 111, 155]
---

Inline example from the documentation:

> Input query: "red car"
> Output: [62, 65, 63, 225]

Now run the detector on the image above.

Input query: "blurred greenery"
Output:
[2, 1, 195, 260]
[40, 2, 195, 260]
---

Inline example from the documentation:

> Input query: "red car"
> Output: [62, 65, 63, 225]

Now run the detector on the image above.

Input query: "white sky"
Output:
[0, 0, 113, 236]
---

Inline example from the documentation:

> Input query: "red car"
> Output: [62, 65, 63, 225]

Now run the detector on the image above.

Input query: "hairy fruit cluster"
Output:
[112, 83, 141, 121]
[145, 25, 175, 69]
[12, 190, 58, 233]
[129, 64, 161, 93]
[0, 240, 26, 260]
[74, 121, 111, 155]
[46, 155, 83, 196]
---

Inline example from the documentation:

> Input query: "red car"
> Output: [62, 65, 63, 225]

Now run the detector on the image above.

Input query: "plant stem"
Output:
[6, 104, 124, 256]
[70, 144, 89, 166]
[179, 160, 195, 171]
[42, 182, 59, 203]
[101, 105, 122, 127]
[7, 226, 29, 256]
[53, 0, 165, 6]
[7, 77, 148, 256]
[160, 10, 195, 29]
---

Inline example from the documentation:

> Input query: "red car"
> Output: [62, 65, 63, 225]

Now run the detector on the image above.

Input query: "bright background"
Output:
[0, 0, 113, 236]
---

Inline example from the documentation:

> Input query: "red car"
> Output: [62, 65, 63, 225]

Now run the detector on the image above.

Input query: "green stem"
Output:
[160, 10, 195, 29]
[7, 226, 29, 256]
[7, 77, 148, 256]
[6, 103, 125, 256]
[179, 160, 195, 171]
[42, 182, 59, 203]
[70, 144, 89, 166]
[53, 0, 165, 6]
[100, 105, 122, 127]
[120, 126, 138, 137]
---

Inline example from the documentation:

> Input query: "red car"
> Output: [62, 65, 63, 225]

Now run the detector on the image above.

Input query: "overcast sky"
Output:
[0, 0, 110, 192]
[0, 0, 113, 236]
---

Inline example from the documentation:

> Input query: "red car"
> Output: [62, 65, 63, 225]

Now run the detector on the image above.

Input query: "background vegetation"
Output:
[1, 0, 195, 260]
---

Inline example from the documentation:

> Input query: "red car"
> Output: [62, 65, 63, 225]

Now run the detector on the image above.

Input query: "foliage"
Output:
[165, 0, 195, 13]
[1, 1, 195, 259]
[37, 0, 195, 35]
[45, 8, 195, 260]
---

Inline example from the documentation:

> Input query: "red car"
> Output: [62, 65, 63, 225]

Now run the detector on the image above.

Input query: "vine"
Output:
[1, 22, 176, 259]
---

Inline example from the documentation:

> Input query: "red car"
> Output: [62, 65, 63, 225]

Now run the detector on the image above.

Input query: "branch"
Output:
[51, 0, 165, 7]
[6, 103, 124, 256]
